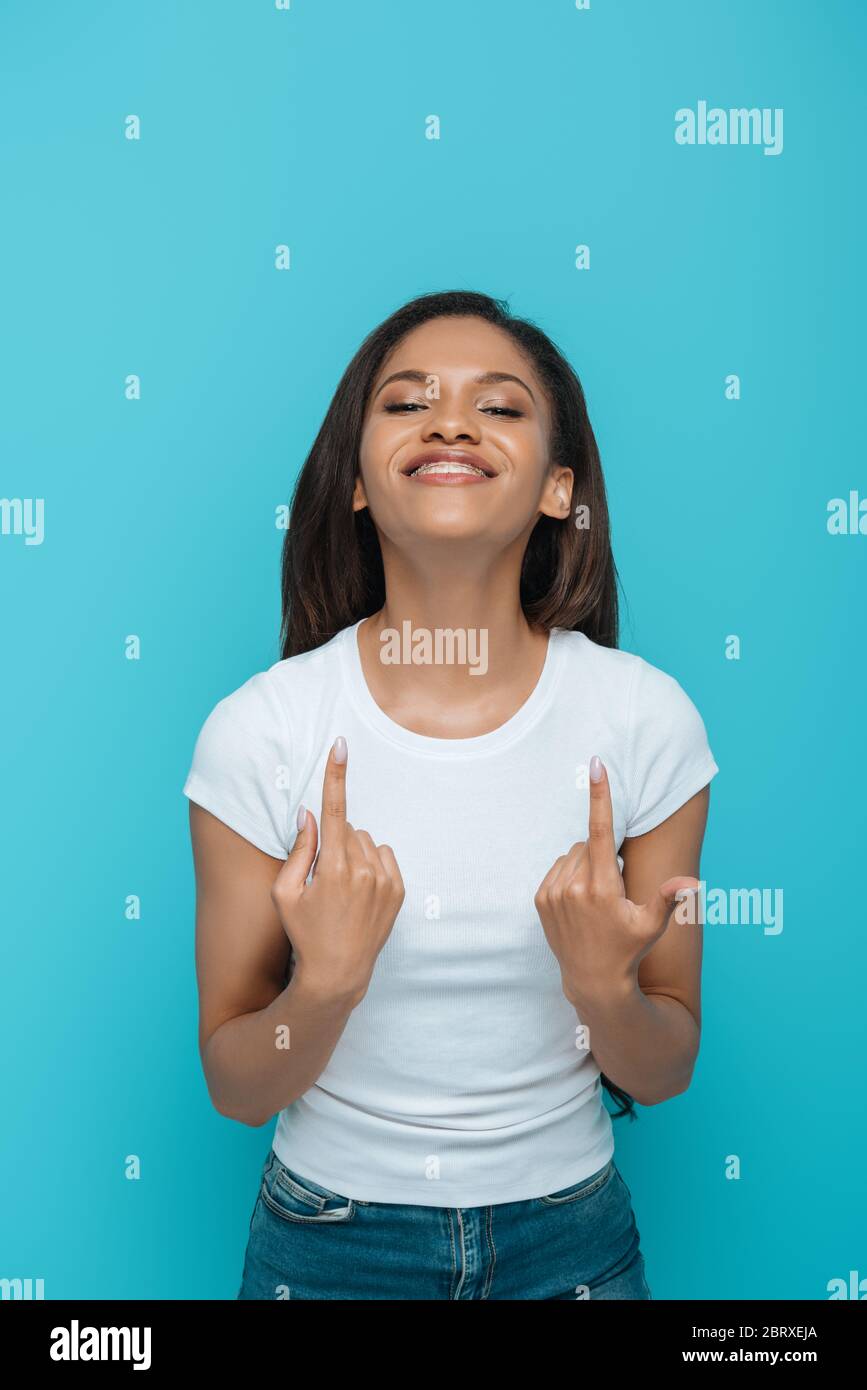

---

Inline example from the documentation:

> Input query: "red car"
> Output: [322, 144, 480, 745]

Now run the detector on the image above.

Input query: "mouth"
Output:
[400, 450, 498, 483]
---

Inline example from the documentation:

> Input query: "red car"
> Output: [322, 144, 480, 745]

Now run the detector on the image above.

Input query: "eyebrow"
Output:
[373, 369, 536, 403]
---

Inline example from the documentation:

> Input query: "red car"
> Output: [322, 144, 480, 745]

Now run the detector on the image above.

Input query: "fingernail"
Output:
[333, 736, 347, 764]
[296, 804, 306, 832]
[589, 754, 604, 783]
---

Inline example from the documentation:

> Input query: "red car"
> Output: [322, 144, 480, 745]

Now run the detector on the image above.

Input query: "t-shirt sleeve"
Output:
[182, 670, 291, 859]
[624, 656, 719, 838]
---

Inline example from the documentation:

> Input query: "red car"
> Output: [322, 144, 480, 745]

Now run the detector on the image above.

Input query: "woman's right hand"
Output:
[270, 736, 405, 1006]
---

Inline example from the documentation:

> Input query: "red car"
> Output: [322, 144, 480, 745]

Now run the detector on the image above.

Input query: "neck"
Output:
[357, 547, 549, 706]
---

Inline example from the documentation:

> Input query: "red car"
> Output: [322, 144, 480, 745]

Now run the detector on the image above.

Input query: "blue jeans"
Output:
[237, 1147, 652, 1300]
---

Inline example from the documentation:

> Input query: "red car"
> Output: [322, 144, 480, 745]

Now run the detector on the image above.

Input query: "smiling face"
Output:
[354, 315, 574, 553]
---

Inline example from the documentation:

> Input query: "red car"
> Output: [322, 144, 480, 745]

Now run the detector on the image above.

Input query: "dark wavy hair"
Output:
[280, 289, 634, 1119]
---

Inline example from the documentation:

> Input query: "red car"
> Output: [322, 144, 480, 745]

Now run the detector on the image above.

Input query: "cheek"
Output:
[491, 418, 550, 474]
[355, 428, 404, 528]
[357, 426, 389, 499]
[359, 415, 409, 475]
[505, 444, 554, 508]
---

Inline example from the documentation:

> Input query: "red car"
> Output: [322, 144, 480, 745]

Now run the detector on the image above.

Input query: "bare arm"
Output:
[535, 760, 711, 1107]
[192, 804, 360, 1127]
[575, 787, 708, 1105]
[191, 739, 404, 1128]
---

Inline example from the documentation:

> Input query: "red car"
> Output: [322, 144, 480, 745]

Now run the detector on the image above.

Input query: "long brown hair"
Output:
[280, 289, 634, 1119]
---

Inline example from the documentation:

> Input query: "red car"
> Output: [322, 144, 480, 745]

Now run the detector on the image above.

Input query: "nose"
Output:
[421, 397, 480, 444]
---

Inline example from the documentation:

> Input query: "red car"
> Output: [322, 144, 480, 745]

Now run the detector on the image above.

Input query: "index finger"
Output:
[587, 753, 618, 875]
[319, 736, 348, 853]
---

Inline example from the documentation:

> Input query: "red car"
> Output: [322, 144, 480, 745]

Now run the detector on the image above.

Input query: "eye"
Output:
[383, 401, 524, 417]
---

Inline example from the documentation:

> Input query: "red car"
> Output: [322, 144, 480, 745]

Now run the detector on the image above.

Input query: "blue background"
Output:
[1, 0, 864, 1299]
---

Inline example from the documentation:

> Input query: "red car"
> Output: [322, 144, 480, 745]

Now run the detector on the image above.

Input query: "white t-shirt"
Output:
[183, 620, 719, 1207]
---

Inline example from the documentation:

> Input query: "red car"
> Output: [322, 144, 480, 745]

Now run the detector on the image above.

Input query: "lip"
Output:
[400, 448, 499, 482]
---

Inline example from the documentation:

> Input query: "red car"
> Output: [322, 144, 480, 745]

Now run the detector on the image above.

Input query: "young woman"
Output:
[184, 290, 719, 1300]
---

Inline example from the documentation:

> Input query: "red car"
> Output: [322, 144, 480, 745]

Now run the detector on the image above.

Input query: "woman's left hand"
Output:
[534, 755, 699, 1007]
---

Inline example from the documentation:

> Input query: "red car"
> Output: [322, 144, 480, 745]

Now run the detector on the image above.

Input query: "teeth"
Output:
[410, 462, 488, 477]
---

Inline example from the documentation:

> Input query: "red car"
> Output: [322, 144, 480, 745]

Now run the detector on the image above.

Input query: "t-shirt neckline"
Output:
[338, 618, 567, 758]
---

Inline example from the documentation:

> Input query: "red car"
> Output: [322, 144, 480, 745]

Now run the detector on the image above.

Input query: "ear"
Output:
[537, 465, 574, 521]
[351, 474, 369, 512]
